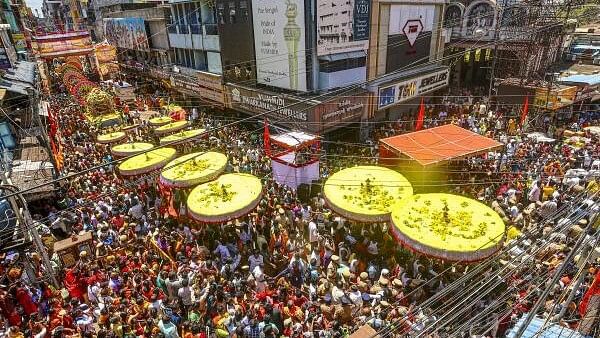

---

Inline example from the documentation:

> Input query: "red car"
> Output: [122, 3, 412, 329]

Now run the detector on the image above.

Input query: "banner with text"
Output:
[252, 0, 307, 91]
[316, 0, 371, 56]
[378, 68, 449, 109]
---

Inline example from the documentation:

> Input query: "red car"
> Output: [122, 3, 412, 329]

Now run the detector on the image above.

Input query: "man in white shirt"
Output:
[308, 219, 319, 251]
[248, 250, 264, 273]
[128, 200, 143, 220]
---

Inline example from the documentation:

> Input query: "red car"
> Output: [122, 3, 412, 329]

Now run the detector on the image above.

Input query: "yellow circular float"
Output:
[111, 142, 154, 158]
[97, 131, 126, 144]
[160, 151, 227, 188]
[323, 166, 413, 222]
[154, 121, 188, 135]
[390, 193, 506, 262]
[118, 147, 177, 176]
[187, 173, 263, 223]
[148, 116, 174, 126]
[159, 129, 206, 146]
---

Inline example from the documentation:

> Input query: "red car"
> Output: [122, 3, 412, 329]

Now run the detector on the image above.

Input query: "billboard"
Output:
[12, 34, 26, 53]
[378, 68, 449, 109]
[252, 0, 307, 91]
[103, 18, 150, 50]
[386, 5, 436, 72]
[317, 0, 371, 56]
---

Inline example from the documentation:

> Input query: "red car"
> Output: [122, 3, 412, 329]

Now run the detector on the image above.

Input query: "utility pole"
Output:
[487, 0, 506, 107]
[27, 84, 59, 180]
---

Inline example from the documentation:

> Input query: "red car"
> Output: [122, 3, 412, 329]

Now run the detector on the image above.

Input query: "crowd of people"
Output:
[1, 73, 600, 338]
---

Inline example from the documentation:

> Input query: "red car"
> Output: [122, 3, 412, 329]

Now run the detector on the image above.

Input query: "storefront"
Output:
[143, 66, 227, 109]
[368, 66, 450, 120]
[225, 83, 371, 134]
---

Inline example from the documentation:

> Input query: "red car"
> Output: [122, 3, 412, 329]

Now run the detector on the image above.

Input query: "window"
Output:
[229, 1, 236, 24]
[239, 1, 249, 22]
[0, 122, 14, 150]
[217, 3, 226, 24]
[474, 49, 481, 62]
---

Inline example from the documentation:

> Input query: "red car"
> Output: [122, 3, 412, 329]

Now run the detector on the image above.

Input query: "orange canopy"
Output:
[379, 124, 503, 166]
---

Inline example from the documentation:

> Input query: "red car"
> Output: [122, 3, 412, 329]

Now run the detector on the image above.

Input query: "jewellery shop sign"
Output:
[226, 84, 367, 133]
[377, 68, 449, 109]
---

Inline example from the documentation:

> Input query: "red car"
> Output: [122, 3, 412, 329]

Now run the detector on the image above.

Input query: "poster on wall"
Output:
[316, 0, 371, 56]
[103, 18, 150, 50]
[12, 34, 26, 52]
[252, 0, 307, 92]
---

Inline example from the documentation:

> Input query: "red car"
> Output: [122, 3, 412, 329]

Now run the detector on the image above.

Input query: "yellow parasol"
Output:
[148, 116, 174, 126]
[323, 166, 413, 222]
[118, 147, 177, 176]
[187, 173, 263, 223]
[97, 131, 126, 144]
[390, 193, 506, 262]
[159, 129, 206, 145]
[160, 151, 227, 188]
[111, 142, 154, 158]
[154, 120, 188, 135]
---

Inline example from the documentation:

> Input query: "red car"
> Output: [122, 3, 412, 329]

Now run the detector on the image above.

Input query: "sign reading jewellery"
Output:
[378, 68, 449, 109]
[226, 84, 369, 132]
[227, 84, 310, 121]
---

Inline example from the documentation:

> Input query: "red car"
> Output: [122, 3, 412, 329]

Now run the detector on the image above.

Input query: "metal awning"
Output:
[0, 61, 36, 96]
[319, 50, 367, 62]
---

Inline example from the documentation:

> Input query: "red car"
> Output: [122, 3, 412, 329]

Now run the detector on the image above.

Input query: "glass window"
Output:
[217, 3, 226, 24]
[229, 1, 236, 24]
[0, 122, 15, 150]
[239, 1, 249, 21]
[474, 49, 481, 62]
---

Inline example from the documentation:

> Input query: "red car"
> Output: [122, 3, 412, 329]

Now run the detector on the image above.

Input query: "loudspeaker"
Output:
[310, 180, 322, 198]
[297, 183, 310, 203]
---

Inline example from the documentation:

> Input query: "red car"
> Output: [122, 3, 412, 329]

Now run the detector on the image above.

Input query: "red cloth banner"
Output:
[579, 270, 600, 316]
[415, 98, 425, 131]
[264, 118, 271, 157]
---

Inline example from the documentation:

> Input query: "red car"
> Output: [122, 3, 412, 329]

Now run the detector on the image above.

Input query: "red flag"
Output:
[263, 118, 271, 157]
[520, 96, 529, 126]
[415, 98, 425, 131]
[579, 270, 600, 316]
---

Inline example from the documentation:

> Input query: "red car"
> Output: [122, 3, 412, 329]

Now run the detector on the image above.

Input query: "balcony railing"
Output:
[168, 23, 218, 36]
[190, 24, 202, 35]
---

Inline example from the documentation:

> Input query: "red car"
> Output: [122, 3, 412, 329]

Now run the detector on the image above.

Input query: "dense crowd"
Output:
[0, 81, 599, 338]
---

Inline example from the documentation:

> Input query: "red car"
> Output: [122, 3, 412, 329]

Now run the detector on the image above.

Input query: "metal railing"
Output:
[167, 23, 218, 36]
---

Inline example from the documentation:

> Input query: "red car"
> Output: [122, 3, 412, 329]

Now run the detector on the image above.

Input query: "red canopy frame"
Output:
[379, 124, 503, 167]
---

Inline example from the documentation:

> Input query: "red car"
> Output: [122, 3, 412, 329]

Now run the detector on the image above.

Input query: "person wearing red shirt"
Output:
[14, 282, 38, 316]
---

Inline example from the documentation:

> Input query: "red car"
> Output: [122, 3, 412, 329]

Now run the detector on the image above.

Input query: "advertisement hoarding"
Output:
[252, 0, 307, 91]
[316, 0, 371, 56]
[12, 33, 26, 52]
[386, 5, 436, 72]
[378, 68, 449, 109]
[103, 18, 150, 50]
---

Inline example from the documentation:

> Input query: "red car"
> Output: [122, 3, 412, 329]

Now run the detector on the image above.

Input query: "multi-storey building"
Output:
[443, 0, 564, 89]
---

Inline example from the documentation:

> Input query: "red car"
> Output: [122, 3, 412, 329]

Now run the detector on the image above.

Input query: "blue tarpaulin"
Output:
[559, 74, 600, 86]
[506, 317, 586, 338]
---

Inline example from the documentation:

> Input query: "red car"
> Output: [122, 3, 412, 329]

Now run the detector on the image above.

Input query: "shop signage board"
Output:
[226, 84, 370, 132]
[378, 68, 449, 109]
[316, 93, 368, 129]
[252, 0, 307, 91]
